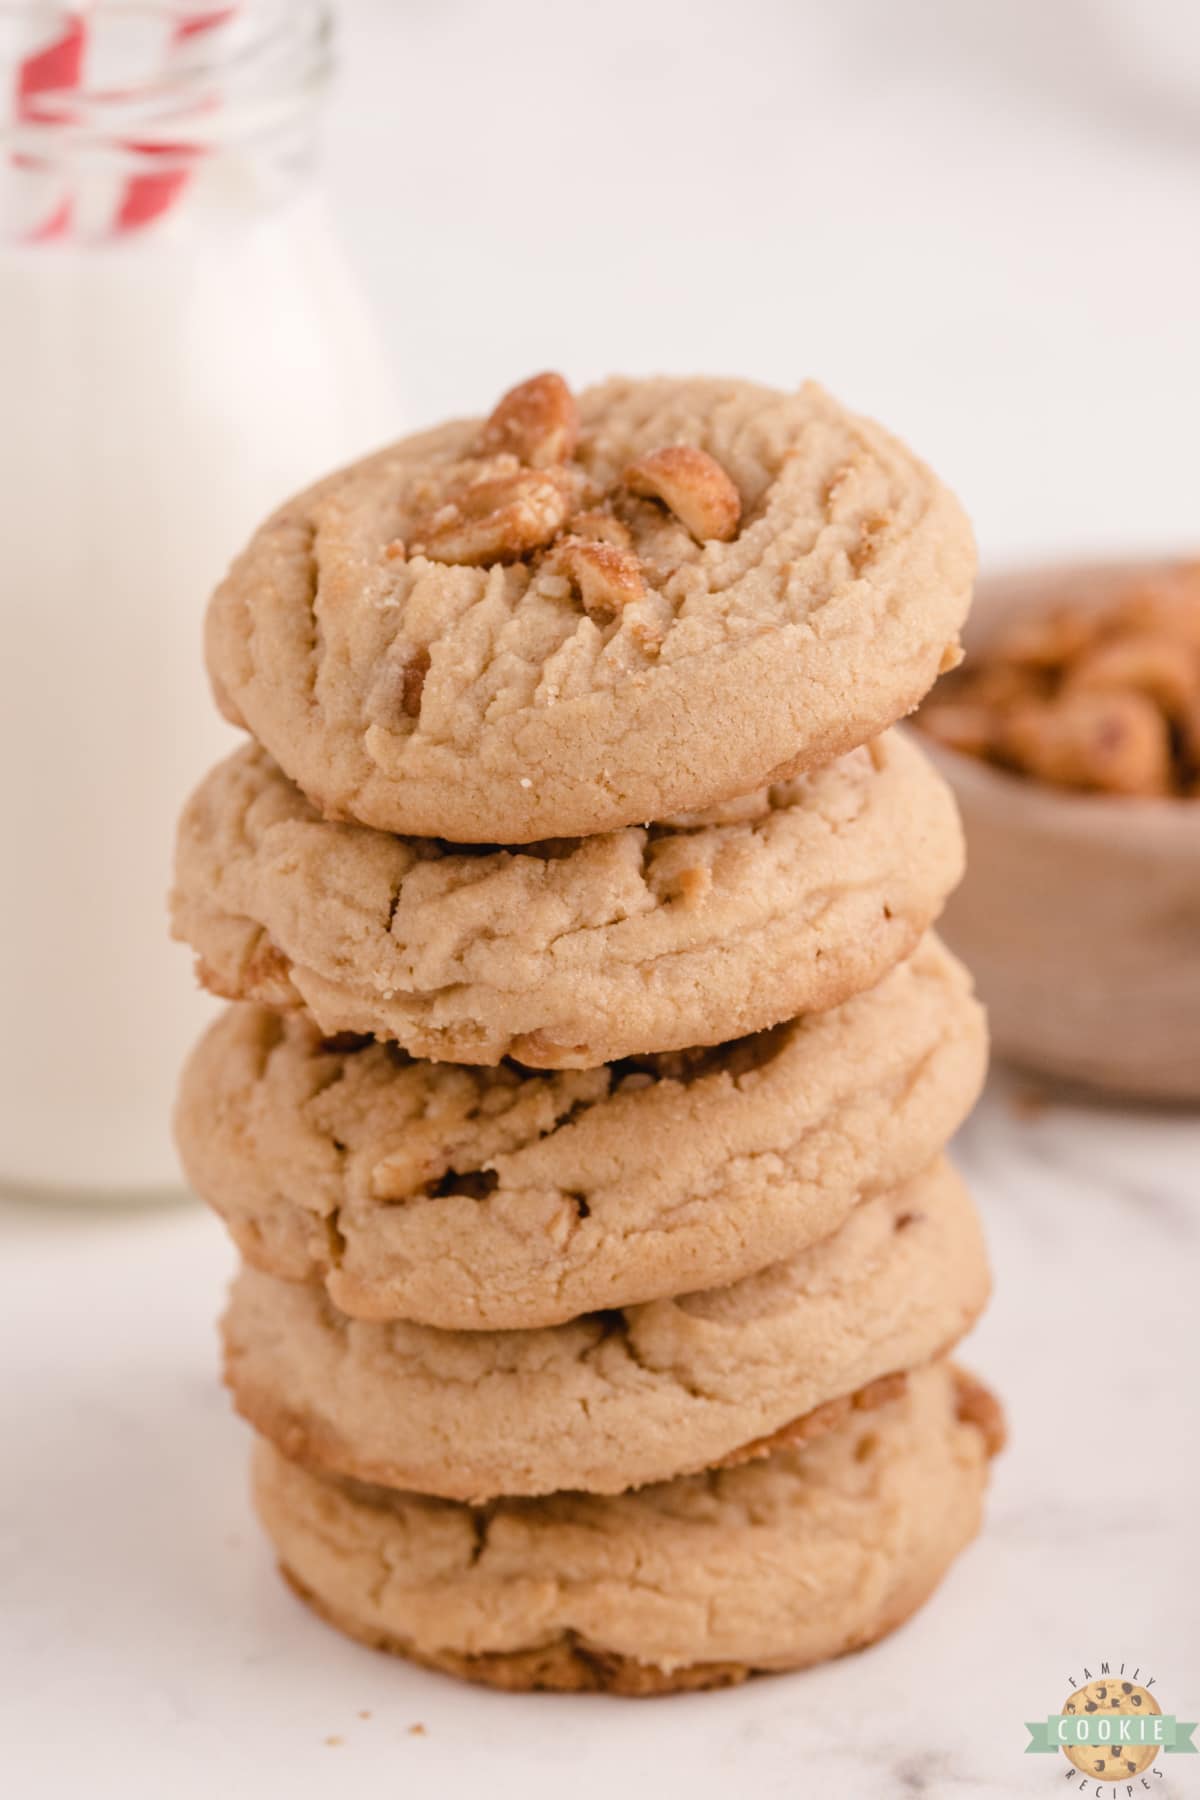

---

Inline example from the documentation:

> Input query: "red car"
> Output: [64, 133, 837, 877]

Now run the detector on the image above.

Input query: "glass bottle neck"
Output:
[1, 1, 333, 244]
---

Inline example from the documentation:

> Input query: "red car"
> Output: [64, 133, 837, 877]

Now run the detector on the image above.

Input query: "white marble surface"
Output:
[2, 1071, 1198, 1799]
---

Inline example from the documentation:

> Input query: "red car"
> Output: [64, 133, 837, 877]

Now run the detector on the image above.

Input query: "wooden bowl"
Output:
[913, 558, 1200, 1101]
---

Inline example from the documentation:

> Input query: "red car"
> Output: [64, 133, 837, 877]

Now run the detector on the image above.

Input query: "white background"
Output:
[5, 3, 1200, 1796]
[330, 0, 1200, 565]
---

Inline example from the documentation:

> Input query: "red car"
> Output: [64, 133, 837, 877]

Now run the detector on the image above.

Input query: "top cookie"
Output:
[206, 373, 975, 841]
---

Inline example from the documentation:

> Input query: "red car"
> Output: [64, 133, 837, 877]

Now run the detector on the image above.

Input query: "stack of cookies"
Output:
[172, 373, 1004, 1695]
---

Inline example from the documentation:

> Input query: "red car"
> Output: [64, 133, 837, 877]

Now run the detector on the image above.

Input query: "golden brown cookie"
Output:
[1062, 1679, 1163, 1781]
[222, 1159, 990, 1501]
[252, 1360, 1002, 1693]
[205, 374, 974, 842]
[177, 935, 986, 1328]
[171, 730, 963, 1068]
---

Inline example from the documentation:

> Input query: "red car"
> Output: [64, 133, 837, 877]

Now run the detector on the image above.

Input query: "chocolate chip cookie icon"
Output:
[1062, 1679, 1162, 1781]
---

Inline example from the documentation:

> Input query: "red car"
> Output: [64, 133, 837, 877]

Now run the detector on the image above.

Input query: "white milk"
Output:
[0, 15, 396, 1195]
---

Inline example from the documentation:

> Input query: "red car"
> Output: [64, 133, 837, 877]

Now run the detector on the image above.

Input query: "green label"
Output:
[1025, 1715, 1197, 1754]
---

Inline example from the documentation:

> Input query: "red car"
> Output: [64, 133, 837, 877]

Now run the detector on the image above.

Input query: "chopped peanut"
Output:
[623, 445, 742, 543]
[1000, 691, 1172, 796]
[917, 565, 1200, 797]
[565, 509, 635, 552]
[1065, 631, 1198, 718]
[410, 468, 576, 565]
[672, 864, 713, 907]
[997, 605, 1101, 670]
[551, 536, 646, 620]
[479, 372, 578, 468]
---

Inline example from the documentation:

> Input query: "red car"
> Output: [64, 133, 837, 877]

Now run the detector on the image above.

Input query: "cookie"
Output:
[171, 729, 963, 1068]
[1062, 1679, 1163, 1781]
[251, 1359, 1003, 1693]
[222, 1159, 989, 1500]
[205, 374, 975, 842]
[177, 935, 986, 1329]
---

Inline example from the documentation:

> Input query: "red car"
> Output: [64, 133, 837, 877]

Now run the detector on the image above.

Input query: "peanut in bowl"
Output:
[911, 558, 1200, 1102]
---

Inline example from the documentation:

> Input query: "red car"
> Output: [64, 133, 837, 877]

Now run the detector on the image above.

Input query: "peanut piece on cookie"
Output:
[671, 864, 713, 907]
[953, 1368, 1008, 1458]
[410, 467, 576, 565]
[479, 372, 579, 468]
[623, 446, 742, 543]
[565, 509, 635, 552]
[551, 536, 646, 620]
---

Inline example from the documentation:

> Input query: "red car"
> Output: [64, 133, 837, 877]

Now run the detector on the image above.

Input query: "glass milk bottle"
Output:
[0, 2, 397, 1198]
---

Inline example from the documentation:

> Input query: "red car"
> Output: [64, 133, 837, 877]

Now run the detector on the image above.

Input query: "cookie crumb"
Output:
[324, 1735, 344, 1747]
[409, 1722, 427, 1737]
[358, 1710, 371, 1720]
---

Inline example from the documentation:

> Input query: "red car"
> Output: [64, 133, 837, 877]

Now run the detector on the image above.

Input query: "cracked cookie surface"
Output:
[222, 1158, 990, 1500]
[171, 729, 963, 1067]
[252, 1359, 1002, 1691]
[177, 936, 985, 1328]
[205, 374, 975, 842]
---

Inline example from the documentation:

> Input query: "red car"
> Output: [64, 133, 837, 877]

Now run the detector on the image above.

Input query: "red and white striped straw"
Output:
[10, 3, 238, 242]
[116, 4, 235, 234]
[13, 5, 86, 240]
